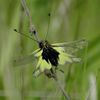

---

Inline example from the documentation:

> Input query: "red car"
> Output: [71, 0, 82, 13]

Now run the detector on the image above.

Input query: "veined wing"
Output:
[51, 39, 87, 54]
[13, 49, 40, 66]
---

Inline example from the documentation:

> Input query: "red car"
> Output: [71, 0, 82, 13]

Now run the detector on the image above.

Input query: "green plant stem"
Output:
[53, 77, 70, 100]
[19, 4, 25, 100]
[21, 0, 40, 41]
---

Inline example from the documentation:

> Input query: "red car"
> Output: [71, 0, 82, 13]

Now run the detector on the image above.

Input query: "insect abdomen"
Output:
[42, 47, 59, 66]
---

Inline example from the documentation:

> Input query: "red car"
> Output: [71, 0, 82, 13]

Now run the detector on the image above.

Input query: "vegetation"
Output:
[0, 0, 100, 100]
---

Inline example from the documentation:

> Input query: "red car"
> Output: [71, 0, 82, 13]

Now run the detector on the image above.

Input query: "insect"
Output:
[14, 28, 87, 79]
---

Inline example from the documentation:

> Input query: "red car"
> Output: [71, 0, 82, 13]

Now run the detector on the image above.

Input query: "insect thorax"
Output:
[39, 40, 59, 66]
[39, 40, 50, 49]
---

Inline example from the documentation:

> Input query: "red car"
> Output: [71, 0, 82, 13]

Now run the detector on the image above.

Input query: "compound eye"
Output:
[45, 40, 48, 43]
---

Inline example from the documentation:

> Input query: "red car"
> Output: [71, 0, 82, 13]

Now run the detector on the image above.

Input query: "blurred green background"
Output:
[0, 0, 100, 100]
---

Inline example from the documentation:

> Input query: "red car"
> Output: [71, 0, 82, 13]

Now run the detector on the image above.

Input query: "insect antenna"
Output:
[44, 13, 51, 39]
[14, 29, 39, 43]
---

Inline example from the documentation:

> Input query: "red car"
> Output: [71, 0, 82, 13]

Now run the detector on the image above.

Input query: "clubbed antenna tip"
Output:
[14, 29, 17, 32]
[48, 13, 51, 16]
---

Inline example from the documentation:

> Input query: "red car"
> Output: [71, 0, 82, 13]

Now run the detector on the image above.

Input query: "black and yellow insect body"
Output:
[32, 39, 87, 78]
[14, 30, 87, 78]
[39, 40, 59, 67]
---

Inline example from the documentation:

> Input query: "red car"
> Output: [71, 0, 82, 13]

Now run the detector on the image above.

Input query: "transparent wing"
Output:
[51, 39, 87, 54]
[13, 49, 40, 66]
[54, 47, 81, 65]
